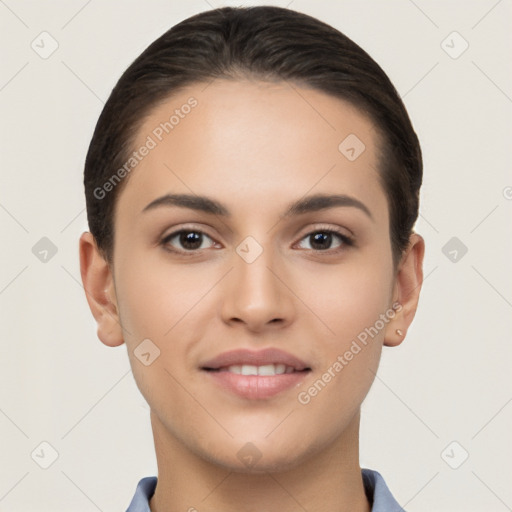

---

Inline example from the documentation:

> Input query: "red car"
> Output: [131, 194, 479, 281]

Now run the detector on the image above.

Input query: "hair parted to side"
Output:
[84, 5, 422, 269]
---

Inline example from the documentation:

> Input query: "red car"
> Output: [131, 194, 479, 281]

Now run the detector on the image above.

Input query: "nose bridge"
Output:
[221, 234, 293, 328]
[234, 235, 280, 300]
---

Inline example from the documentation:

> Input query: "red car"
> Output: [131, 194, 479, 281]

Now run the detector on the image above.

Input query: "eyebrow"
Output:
[141, 193, 373, 221]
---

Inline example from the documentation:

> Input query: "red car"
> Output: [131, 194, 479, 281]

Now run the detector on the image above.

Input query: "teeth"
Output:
[227, 364, 291, 375]
[241, 365, 258, 376]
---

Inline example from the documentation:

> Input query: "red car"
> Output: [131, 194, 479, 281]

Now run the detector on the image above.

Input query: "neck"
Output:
[148, 411, 371, 512]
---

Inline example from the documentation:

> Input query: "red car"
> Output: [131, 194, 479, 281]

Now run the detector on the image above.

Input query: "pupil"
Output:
[181, 231, 201, 250]
[311, 232, 331, 250]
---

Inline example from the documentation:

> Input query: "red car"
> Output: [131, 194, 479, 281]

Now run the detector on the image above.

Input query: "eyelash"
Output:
[160, 224, 354, 256]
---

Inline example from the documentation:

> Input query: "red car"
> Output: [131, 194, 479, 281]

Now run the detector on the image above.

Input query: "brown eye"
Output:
[296, 229, 353, 252]
[162, 229, 216, 252]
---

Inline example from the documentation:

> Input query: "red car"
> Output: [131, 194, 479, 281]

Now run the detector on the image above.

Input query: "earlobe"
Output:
[384, 233, 425, 347]
[79, 232, 125, 347]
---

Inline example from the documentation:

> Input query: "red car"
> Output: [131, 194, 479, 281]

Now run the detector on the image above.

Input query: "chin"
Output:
[197, 435, 317, 475]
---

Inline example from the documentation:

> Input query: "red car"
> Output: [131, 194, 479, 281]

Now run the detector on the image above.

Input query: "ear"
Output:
[384, 232, 425, 347]
[79, 231, 124, 347]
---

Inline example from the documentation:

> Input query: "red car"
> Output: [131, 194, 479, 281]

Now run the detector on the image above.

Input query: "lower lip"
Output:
[202, 370, 309, 399]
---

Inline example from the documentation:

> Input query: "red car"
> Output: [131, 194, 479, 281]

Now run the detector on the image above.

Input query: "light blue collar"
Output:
[125, 468, 405, 511]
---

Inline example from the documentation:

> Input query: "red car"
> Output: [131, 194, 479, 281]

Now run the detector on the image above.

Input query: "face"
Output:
[107, 79, 401, 471]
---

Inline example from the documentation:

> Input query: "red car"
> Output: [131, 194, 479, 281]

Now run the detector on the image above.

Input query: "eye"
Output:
[160, 225, 354, 256]
[295, 227, 353, 253]
[161, 228, 217, 253]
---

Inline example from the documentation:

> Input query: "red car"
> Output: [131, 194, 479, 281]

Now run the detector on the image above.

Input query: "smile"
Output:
[200, 348, 312, 400]
[206, 364, 302, 376]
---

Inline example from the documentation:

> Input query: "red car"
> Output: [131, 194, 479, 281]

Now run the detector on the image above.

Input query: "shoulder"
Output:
[125, 476, 157, 512]
[362, 468, 406, 512]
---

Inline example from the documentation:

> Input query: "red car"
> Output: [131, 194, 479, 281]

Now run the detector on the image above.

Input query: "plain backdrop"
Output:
[1, 1, 511, 511]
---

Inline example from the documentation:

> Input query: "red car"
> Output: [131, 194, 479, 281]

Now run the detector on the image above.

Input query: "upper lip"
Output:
[201, 348, 311, 371]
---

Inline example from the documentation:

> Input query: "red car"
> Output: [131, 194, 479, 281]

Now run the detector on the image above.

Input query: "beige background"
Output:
[1, 0, 511, 510]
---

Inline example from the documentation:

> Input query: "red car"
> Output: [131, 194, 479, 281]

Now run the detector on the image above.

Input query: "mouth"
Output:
[200, 348, 312, 400]
[202, 364, 310, 376]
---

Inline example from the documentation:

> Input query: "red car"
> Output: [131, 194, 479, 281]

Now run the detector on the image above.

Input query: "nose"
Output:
[220, 243, 295, 333]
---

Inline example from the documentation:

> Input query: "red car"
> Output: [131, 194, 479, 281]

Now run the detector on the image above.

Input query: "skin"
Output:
[80, 79, 424, 512]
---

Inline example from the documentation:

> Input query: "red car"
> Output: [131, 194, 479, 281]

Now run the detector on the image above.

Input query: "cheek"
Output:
[115, 254, 205, 342]
[294, 255, 393, 344]
[114, 259, 204, 420]
[291, 256, 392, 406]
[114, 255, 218, 391]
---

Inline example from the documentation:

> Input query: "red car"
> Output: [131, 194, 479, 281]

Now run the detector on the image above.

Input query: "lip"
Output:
[201, 348, 310, 371]
[200, 348, 311, 400]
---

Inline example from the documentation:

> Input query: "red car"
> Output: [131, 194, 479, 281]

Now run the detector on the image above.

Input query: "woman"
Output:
[79, 6, 425, 511]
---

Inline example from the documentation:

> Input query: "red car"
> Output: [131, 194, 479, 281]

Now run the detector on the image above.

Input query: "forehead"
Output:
[116, 79, 387, 225]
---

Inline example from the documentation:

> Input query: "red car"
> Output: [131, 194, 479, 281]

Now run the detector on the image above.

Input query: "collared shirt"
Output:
[125, 468, 405, 511]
